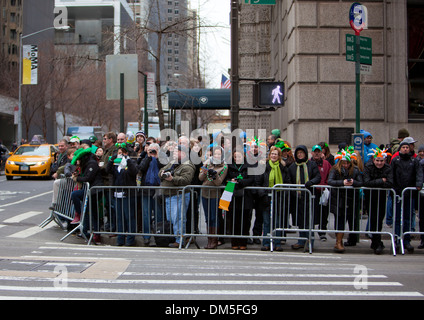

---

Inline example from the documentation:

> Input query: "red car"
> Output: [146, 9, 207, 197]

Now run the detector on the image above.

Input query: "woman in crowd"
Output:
[327, 149, 363, 253]
[199, 147, 228, 249]
[107, 143, 138, 246]
[363, 148, 393, 254]
[70, 147, 103, 243]
[287, 145, 321, 250]
[255, 146, 291, 251]
[318, 142, 335, 166]
[225, 147, 254, 250]
[137, 142, 164, 245]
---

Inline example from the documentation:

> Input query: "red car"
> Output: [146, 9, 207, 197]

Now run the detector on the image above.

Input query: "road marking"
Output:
[0, 275, 401, 287]
[3, 211, 43, 223]
[7, 223, 54, 239]
[0, 191, 52, 208]
[0, 285, 420, 297]
[121, 271, 387, 279]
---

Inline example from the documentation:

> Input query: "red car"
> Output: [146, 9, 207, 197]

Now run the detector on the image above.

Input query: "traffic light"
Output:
[259, 82, 284, 106]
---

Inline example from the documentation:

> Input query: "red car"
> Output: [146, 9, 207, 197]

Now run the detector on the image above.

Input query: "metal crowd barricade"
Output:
[183, 185, 275, 249]
[87, 186, 188, 248]
[183, 184, 314, 252]
[78, 183, 407, 255]
[39, 177, 90, 242]
[400, 187, 423, 254]
[312, 185, 397, 256]
[271, 184, 314, 254]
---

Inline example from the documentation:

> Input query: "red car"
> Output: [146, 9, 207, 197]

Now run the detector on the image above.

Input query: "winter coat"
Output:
[107, 156, 138, 187]
[199, 158, 228, 199]
[76, 153, 103, 188]
[391, 153, 423, 195]
[287, 146, 321, 188]
[224, 162, 255, 210]
[159, 159, 196, 196]
[363, 161, 393, 189]
[255, 161, 291, 208]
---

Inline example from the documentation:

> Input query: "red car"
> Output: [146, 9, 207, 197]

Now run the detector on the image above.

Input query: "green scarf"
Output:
[269, 160, 283, 187]
[295, 161, 309, 185]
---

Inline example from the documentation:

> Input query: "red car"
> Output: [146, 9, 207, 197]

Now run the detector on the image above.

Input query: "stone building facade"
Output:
[239, 0, 424, 149]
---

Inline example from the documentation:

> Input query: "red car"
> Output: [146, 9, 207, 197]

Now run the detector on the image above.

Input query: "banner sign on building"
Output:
[22, 45, 38, 85]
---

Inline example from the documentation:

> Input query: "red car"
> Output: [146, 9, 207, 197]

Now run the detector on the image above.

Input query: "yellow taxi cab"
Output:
[5, 138, 58, 180]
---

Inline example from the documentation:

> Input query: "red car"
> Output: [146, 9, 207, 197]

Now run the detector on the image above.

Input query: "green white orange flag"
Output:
[219, 181, 236, 211]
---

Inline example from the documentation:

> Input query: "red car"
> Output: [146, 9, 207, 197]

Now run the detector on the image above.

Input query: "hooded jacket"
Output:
[287, 145, 321, 188]
[391, 152, 423, 194]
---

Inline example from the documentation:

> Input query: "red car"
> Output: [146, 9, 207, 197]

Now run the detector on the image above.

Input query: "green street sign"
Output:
[244, 0, 276, 4]
[346, 34, 372, 65]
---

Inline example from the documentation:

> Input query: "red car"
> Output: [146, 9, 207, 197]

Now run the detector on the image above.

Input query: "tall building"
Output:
[55, 0, 136, 56]
[238, 0, 424, 148]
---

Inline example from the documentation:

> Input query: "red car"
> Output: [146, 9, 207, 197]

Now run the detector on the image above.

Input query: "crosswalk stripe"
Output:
[0, 285, 420, 297]
[3, 211, 43, 223]
[7, 223, 54, 239]
[0, 276, 402, 287]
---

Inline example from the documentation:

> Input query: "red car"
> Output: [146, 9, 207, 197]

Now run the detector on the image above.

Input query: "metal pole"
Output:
[230, 0, 239, 131]
[120, 73, 125, 133]
[18, 34, 23, 144]
[355, 34, 361, 133]
[144, 74, 149, 137]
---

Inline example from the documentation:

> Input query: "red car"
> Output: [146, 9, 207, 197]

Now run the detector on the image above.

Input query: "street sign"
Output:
[349, 2, 368, 34]
[244, 0, 276, 5]
[346, 34, 372, 65]
[352, 133, 364, 160]
[106, 54, 139, 100]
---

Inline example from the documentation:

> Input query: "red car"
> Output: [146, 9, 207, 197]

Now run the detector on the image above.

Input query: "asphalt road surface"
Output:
[0, 175, 424, 303]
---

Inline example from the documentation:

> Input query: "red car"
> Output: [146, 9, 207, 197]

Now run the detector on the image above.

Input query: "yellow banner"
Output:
[22, 45, 38, 85]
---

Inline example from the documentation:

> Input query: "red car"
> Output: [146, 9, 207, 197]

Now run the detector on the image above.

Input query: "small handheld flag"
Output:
[219, 181, 236, 211]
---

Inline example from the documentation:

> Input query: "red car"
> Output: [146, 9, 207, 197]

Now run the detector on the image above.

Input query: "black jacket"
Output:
[287, 145, 321, 188]
[107, 156, 138, 187]
[76, 153, 103, 188]
[328, 166, 363, 188]
[224, 162, 255, 210]
[363, 161, 393, 189]
[391, 153, 423, 194]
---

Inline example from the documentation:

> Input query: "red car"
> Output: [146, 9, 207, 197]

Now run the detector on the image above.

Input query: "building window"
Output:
[407, 2, 424, 121]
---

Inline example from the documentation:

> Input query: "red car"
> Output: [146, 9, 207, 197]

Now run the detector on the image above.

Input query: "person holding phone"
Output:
[328, 149, 363, 253]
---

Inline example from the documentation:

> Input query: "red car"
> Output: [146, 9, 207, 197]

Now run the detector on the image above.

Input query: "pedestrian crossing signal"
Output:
[258, 82, 285, 106]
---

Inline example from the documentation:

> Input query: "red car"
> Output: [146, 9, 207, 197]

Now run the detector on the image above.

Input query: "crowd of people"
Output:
[48, 127, 424, 254]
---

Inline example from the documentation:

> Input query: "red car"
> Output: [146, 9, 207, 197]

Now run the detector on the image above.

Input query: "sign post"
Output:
[349, 2, 368, 134]
[106, 54, 139, 133]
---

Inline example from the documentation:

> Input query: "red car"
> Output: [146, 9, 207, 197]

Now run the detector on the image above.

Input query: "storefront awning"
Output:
[168, 89, 232, 110]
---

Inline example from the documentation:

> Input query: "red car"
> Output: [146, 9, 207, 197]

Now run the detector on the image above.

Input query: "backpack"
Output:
[154, 220, 175, 247]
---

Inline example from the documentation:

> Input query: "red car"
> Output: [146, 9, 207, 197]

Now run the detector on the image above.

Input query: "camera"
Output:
[162, 168, 174, 178]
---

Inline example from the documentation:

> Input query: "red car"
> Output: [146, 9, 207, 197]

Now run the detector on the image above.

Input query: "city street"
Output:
[0, 175, 424, 302]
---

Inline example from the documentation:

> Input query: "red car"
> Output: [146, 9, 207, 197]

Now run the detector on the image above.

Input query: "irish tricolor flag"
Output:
[219, 181, 236, 211]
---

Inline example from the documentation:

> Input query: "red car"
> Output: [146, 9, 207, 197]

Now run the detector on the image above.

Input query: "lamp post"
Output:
[18, 26, 70, 144]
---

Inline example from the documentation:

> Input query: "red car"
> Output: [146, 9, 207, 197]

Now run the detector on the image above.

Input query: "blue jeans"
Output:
[165, 192, 190, 244]
[115, 196, 136, 246]
[142, 193, 163, 240]
[262, 208, 282, 248]
[201, 197, 220, 228]
[71, 189, 98, 237]
[395, 193, 413, 244]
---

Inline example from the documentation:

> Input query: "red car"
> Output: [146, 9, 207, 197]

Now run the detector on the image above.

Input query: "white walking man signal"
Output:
[272, 85, 283, 104]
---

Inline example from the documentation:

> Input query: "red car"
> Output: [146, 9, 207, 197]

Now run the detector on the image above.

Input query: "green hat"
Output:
[271, 129, 281, 138]
[312, 145, 322, 152]
[275, 140, 291, 151]
[71, 148, 92, 165]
